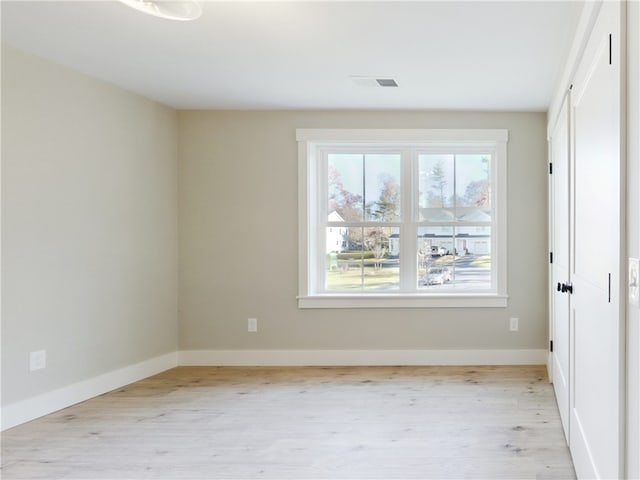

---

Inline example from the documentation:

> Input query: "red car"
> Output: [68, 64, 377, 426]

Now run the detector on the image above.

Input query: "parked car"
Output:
[424, 266, 452, 285]
[430, 246, 447, 257]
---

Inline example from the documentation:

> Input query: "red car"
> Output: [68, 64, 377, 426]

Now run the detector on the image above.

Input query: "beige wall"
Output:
[178, 110, 548, 351]
[1, 46, 179, 406]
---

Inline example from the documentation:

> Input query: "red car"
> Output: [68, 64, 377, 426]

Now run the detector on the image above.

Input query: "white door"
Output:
[570, 2, 624, 478]
[550, 94, 571, 441]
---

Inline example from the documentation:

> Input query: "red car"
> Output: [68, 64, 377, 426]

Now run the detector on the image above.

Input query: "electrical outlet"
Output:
[248, 318, 258, 332]
[30, 350, 46, 371]
[509, 317, 519, 332]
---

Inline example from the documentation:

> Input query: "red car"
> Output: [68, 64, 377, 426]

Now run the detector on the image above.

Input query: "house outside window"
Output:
[297, 129, 508, 308]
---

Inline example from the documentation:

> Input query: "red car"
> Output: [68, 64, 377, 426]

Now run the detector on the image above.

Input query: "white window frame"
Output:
[297, 129, 509, 308]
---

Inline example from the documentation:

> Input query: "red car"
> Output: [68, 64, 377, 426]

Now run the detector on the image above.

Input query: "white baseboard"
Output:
[178, 349, 547, 367]
[1, 352, 178, 431]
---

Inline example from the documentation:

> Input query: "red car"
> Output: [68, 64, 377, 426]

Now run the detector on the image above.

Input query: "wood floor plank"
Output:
[1, 366, 575, 479]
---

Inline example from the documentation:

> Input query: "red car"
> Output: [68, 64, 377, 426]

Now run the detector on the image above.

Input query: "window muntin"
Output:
[297, 129, 508, 308]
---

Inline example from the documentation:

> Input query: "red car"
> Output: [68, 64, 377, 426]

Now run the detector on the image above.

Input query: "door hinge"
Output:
[609, 33, 612, 65]
[549, 162, 553, 174]
[550, 340, 553, 353]
[550, 252, 553, 264]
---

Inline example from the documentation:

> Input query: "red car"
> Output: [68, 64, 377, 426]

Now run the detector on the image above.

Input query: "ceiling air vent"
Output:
[350, 75, 399, 88]
[376, 78, 398, 87]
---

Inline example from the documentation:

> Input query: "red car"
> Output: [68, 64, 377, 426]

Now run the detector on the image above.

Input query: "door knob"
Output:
[559, 282, 573, 294]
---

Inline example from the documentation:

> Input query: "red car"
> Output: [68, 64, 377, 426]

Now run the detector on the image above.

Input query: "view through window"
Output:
[325, 152, 492, 292]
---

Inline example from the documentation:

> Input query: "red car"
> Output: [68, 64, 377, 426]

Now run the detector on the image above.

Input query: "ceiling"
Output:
[1, 1, 583, 111]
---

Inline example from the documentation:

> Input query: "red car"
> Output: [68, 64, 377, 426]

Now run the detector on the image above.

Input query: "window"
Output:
[297, 129, 508, 308]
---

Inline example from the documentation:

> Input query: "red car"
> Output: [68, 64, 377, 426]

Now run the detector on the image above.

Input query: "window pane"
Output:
[363, 154, 401, 222]
[325, 227, 399, 291]
[328, 153, 401, 223]
[418, 154, 454, 222]
[363, 227, 399, 289]
[456, 154, 492, 221]
[417, 226, 491, 290]
[328, 154, 364, 222]
[325, 221, 348, 253]
[417, 226, 453, 288]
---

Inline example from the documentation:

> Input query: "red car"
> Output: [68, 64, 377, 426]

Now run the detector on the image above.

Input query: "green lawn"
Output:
[326, 260, 399, 290]
[471, 255, 491, 267]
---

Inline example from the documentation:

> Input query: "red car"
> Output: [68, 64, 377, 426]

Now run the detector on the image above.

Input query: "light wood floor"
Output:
[1, 366, 575, 479]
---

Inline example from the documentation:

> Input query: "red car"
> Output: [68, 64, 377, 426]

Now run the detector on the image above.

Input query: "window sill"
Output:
[297, 294, 508, 309]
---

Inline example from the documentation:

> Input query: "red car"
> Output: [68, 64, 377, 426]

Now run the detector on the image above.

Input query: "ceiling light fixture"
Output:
[118, 0, 202, 21]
